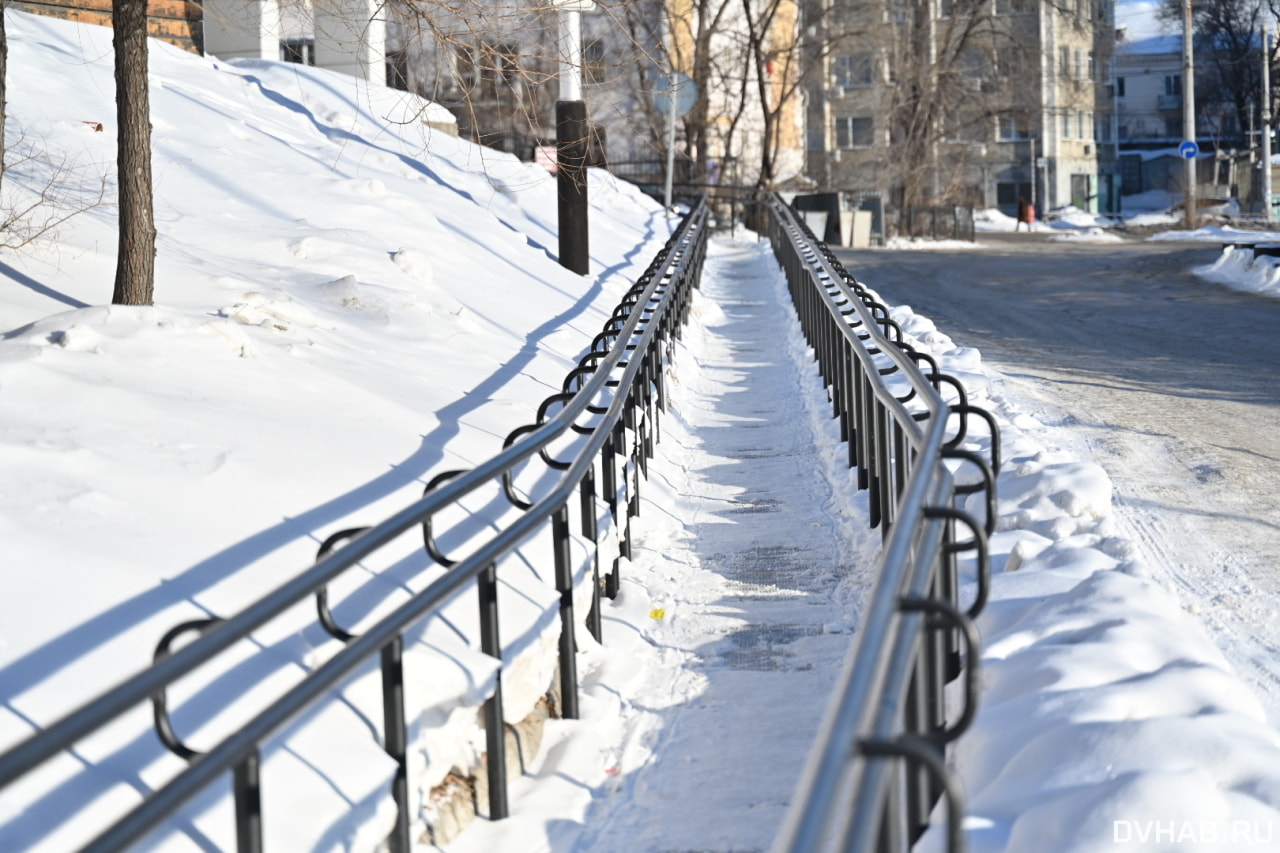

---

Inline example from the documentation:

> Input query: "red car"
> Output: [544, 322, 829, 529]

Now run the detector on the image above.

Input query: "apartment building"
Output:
[805, 0, 1120, 215]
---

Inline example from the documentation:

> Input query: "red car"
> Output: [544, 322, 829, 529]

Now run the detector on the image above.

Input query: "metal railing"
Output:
[895, 205, 977, 242]
[763, 197, 1000, 852]
[0, 200, 710, 852]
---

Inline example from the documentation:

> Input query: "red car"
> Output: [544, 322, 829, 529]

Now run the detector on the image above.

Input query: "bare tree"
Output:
[1159, 0, 1267, 147]
[112, 0, 156, 305]
[0, 137, 108, 249]
[2, 0, 8, 196]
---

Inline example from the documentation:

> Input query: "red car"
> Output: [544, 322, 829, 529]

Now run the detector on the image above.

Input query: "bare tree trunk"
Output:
[112, 0, 155, 305]
[741, 0, 775, 188]
[1, 0, 8, 195]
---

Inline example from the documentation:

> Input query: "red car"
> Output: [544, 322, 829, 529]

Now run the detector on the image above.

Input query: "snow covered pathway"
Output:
[447, 237, 881, 852]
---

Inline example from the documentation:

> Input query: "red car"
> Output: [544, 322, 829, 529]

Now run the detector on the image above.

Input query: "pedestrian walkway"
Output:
[562, 236, 883, 851]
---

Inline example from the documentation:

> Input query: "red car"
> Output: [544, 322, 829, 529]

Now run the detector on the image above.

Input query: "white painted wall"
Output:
[315, 0, 387, 85]
[204, 0, 281, 62]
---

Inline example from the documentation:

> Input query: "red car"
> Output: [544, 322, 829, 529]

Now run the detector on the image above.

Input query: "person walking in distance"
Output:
[1016, 196, 1034, 231]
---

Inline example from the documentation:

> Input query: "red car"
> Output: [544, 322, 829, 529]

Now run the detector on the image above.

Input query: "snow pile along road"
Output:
[886, 302, 1280, 851]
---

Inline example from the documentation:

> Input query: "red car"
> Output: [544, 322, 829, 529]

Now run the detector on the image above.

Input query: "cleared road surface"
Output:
[837, 235, 1280, 720]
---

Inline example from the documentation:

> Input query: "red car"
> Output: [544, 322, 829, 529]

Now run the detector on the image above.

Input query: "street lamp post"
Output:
[1182, 0, 1197, 229]
[1263, 19, 1273, 222]
[555, 1, 593, 275]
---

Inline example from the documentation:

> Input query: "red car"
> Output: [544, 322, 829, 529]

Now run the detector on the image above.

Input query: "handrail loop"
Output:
[152, 618, 223, 761]
[314, 527, 374, 641]
[420, 470, 467, 567]
[858, 735, 967, 853]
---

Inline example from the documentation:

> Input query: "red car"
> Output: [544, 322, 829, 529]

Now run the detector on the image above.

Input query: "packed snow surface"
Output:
[2, 9, 1279, 853]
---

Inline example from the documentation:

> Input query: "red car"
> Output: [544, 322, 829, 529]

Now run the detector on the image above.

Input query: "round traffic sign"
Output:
[1179, 140, 1199, 159]
[653, 72, 698, 119]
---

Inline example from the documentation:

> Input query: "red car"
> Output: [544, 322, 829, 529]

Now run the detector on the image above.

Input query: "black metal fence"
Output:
[764, 197, 999, 852]
[0, 202, 710, 853]
[894, 205, 977, 242]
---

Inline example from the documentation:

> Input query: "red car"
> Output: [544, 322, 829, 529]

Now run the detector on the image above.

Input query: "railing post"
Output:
[233, 749, 263, 853]
[381, 637, 412, 851]
[582, 467, 603, 643]
[552, 506, 580, 720]
[477, 563, 510, 819]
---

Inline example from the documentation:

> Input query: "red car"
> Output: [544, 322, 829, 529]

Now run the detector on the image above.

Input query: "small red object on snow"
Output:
[83, 121, 104, 132]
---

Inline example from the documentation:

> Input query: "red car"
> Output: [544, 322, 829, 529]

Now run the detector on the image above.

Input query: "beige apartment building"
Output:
[805, 0, 1120, 217]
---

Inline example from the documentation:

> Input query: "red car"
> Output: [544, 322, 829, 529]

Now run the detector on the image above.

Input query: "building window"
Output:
[1060, 47, 1070, 78]
[997, 182, 1033, 213]
[1164, 116, 1182, 138]
[1078, 110, 1087, 138]
[499, 44, 520, 84]
[1116, 76, 1125, 97]
[1062, 111, 1072, 139]
[1165, 74, 1182, 96]
[836, 115, 875, 148]
[584, 39, 605, 85]
[453, 44, 476, 92]
[386, 50, 409, 91]
[833, 53, 873, 88]
[1088, 51, 1096, 80]
[998, 115, 1031, 140]
[1074, 49, 1083, 79]
[280, 37, 315, 65]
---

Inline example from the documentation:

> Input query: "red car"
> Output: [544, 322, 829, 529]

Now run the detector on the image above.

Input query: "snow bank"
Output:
[1194, 244, 1280, 299]
[881, 300, 1280, 852]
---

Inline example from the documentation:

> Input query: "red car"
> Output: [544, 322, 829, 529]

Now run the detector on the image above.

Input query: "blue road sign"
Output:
[654, 72, 697, 119]
[1179, 140, 1199, 159]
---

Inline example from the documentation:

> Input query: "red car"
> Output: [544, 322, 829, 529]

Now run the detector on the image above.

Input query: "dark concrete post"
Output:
[557, 100, 590, 275]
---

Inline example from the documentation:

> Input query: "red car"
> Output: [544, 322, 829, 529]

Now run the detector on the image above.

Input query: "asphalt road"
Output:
[835, 234, 1280, 717]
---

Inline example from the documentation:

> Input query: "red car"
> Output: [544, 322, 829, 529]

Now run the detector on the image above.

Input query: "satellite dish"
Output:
[653, 72, 698, 119]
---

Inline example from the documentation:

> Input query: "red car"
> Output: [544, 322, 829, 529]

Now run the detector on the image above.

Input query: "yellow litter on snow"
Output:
[649, 608, 666, 620]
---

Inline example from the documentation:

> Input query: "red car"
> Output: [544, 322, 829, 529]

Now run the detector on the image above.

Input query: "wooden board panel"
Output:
[17, 0, 201, 21]
[10, 2, 201, 51]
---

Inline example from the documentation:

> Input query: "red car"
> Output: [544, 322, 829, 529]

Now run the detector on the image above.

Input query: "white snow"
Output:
[2, 9, 1279, 853]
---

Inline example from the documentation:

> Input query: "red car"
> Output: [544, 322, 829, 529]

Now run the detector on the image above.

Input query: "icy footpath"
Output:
[445, 236, 883, 851]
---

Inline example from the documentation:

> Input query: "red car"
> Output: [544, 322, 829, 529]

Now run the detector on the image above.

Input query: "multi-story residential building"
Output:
[1114, 33, 1185, 144]
[804, 0, 1120, 217]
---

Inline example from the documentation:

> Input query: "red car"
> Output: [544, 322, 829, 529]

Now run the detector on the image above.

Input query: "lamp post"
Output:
[554, 0, 594, 275]
[1182, 0, 1197, 229]
[1263, 19, 1273, 222]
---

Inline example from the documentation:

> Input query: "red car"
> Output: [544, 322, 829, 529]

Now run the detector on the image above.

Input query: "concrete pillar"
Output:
[314, 0, 386, 85]
[203, 0, 281, 61]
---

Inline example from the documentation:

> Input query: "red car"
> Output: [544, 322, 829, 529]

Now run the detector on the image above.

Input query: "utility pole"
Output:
[1263, 18, 1274, 222]
[1030, 137, 1038, 217]
[1182, 0, 1197, 229]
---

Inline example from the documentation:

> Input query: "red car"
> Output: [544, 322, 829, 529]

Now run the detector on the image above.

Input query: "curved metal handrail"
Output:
[766, 197, 999, 853]
[0, 200, 710, 853]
